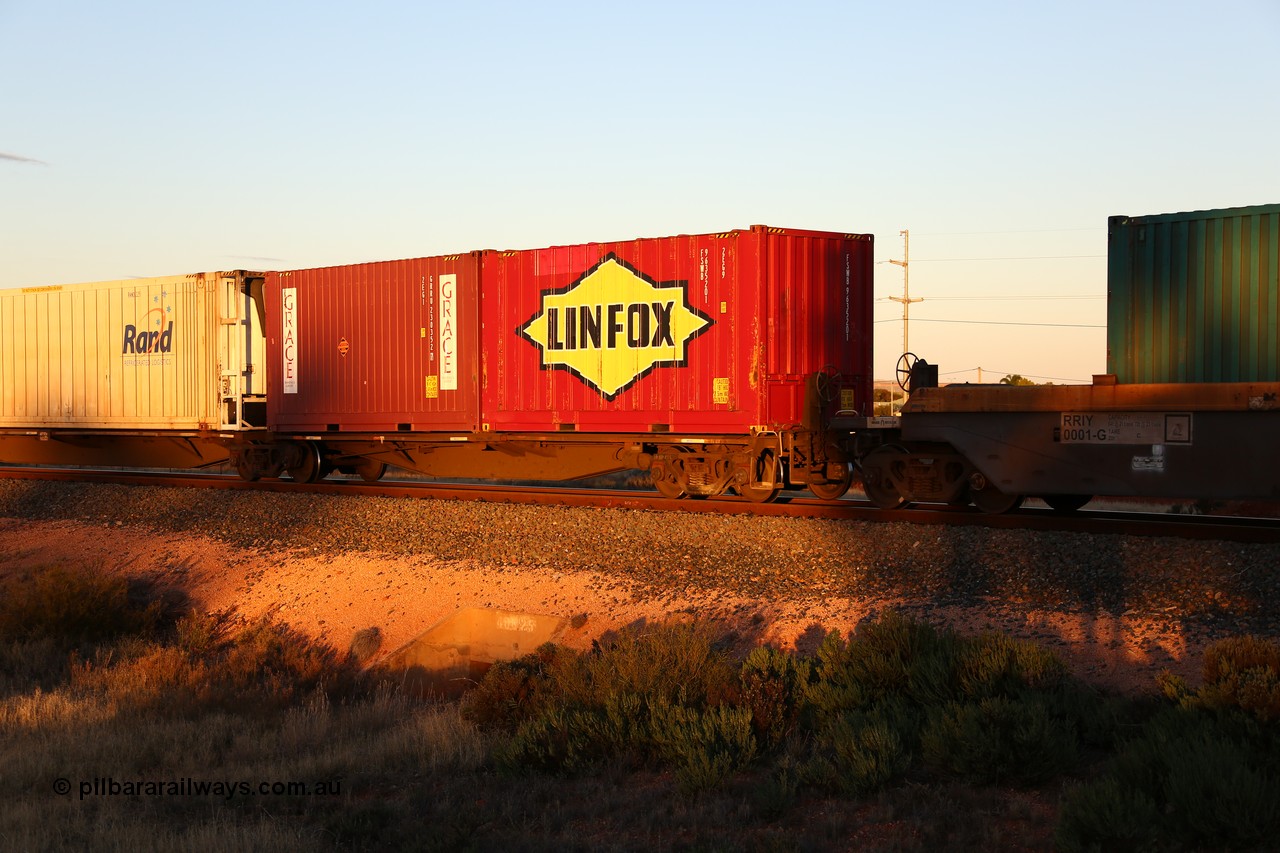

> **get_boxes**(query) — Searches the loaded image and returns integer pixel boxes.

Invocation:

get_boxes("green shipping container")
[1107,202,1280,383]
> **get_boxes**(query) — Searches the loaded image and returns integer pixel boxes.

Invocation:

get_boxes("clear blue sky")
[3,0,1277,382]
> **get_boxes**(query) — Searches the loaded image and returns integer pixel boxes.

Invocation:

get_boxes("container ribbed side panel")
[1108,203,1280,383]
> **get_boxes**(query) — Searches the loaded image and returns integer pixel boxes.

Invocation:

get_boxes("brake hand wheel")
[895,352,918,392]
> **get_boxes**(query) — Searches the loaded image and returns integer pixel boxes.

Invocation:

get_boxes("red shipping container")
[480,226,873,433]
[265,255,480,433]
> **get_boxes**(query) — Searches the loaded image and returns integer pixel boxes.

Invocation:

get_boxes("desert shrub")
[921,694,1079,785]
[1161,634,1280,722]
[572,691,649,761]
[1203,635,1280,682]
[68,613,361,716]
[1048,680,1126,750]
[69,641,207,714]
[203,617,356,710]
[494,695,635,773]
[648,699,757,793]
[496,689,757,790]
[800,618,946,725]
[0,636,74,695]
[495,691,652,773]
[751,758,801,820]
[476,612,1112,801]
[486,622,744,775]
[738,644,812,750]
[1161,725,1280,846]
[799,703,911,796]
[495,708,585,772]
[801,613,1068,715]
[801,631,871,721]
[0,564,160,645]
[347,626,382,664]
[485,624,753,790]
[844,610,960,703]
[552,621,739,712]
[1054,776,1162,853]
[1057,706,1280,850]
[954,631,1068,698]
[796,613,1101,780]
[173,609,238,657]
[460,648,559,731]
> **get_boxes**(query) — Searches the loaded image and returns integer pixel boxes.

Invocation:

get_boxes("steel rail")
[1,466,1278,543]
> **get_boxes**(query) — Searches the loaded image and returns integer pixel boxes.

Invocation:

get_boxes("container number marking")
[1059,412,1191,445]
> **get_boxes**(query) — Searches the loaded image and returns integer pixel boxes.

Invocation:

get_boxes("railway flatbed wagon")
[868,202,1280,513]
[236,226,875,500]
[866,377,1280,513]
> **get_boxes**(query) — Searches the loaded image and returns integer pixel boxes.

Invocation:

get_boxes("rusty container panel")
[480,225,873,433]
[0,271,255,431]
[265,255,480,433]
[1108,202,1280,383]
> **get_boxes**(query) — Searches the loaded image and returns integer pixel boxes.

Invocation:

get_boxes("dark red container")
[480,226,873,433]
[265,255,480,432]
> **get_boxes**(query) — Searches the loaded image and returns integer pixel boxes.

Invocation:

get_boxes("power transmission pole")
[888,230,922,356]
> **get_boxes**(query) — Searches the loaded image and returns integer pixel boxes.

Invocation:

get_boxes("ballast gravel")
[0,478,1277,694]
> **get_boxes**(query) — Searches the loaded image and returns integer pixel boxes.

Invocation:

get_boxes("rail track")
[2,466,1278,543]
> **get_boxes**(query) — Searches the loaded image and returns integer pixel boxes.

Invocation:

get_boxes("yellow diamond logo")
[517,254,714,399]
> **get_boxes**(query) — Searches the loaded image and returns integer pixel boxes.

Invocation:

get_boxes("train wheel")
[738,450,782,503]
[653,477,686,499]
[738,482,782,503]
[286,442,324,484]
[650,459,686,499]
[809,464,853,500]
[970,482,1023,514]
[862,474,905,509]
[353,458,386,483]
[235,454,261,482]
[860,447,907,509]
[1042,494,1091,513]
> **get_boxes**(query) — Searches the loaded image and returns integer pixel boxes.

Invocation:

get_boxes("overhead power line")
[940,367,1094,383]
[877,294,1102,302]
[877,254,1104,263]
[873,318,1104,329]
[911,227,1101,236]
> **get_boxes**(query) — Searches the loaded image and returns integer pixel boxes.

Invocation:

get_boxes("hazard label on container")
[713,378,730,404]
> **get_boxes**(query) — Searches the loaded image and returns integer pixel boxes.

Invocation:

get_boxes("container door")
[217,273,258,430]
